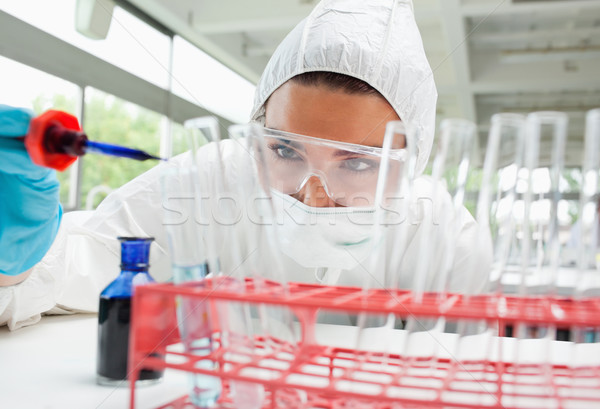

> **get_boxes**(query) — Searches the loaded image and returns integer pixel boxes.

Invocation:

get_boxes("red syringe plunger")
[25,110,88,171]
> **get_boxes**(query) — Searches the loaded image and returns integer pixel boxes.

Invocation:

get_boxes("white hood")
[250,0,438,175]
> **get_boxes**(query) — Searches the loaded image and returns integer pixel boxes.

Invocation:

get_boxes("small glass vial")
[96,237,164,386]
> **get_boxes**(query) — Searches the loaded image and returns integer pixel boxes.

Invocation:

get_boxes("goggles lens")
[260,128,406,207]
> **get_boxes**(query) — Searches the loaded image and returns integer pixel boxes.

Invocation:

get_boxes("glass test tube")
[355,121,413,331]
[563,108,600,409]
[573,109,600,341]
[476,115,525,336]
[384,122,419,291]
[391,119,475,394]
[431,119,485,376]
[343,121,414,406]
[161,117,223,408]
[517,112,569,298]
[431,119,477,297]
[227,124,293,288]
[403,119,476,339]
[576,109,600,284]
[517,112,568,301]
[508,112,568,405]
[478,114,526,297]
[457,114,525,406]
[227,123,299,408]
[197,118,275,409]
[227,124,295,333]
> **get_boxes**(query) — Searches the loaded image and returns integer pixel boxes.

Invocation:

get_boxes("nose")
[295,175,337,207]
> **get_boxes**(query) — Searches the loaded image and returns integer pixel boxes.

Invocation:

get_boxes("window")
[0,1,171,88]
[170,122,200,157]
[81,88,162,209]
[172,36,256,124]
[1,2,256,210]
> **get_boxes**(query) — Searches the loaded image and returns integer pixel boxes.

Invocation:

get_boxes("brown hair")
[289,71,381,96]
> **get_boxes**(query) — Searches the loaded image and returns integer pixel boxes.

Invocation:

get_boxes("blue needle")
[84,141,165,161]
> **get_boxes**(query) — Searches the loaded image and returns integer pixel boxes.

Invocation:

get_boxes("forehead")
[264,81,400,148]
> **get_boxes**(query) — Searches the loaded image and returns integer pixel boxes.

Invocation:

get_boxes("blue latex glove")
[0,104,62,276]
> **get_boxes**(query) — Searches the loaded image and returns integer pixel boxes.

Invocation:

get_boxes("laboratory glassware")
[397,119,476,381]
[520,112,568,298]
[475,113,526,295]
[382,121,418,291]
[228,123,299,408]
[161,117,223,408]
[455,113,526,406]
[572,108,600,344]
[507,112,569,405]
[418,118,476,298]
[96,237,163,386]
[576,109,600,278]
[344,121,412,407]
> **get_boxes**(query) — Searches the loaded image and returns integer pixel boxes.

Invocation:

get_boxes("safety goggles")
[258,128,407,207]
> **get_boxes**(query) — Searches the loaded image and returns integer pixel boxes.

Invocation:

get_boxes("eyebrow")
[274,138,305,152]
[332,150,372,158]
[267,126,383,149]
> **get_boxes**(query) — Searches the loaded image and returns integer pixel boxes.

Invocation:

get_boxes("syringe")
[1,109,164,171]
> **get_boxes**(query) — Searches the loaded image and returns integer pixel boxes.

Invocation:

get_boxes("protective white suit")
[0,0,491,330]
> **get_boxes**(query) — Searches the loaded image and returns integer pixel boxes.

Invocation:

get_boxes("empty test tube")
[349,121,416,406]
[161,118,222,409]
[459,114,525,406]
[228,123,299,408]
[511,112,568,388]
[477,114,526,296]
[572,109,600,343]
[400,119,476,378]
[576,109,600,277]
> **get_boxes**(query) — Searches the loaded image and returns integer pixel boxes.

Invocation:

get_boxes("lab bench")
[0,314,187,409]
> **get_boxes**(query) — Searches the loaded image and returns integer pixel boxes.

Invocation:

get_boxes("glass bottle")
[96,237,163,386]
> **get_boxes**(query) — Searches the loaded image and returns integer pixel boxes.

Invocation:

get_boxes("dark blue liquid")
[97,237,162,384]
[85,140,163,161]
[97,296,164,381]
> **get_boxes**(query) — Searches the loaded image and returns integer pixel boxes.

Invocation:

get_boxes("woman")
[0,0,491,329]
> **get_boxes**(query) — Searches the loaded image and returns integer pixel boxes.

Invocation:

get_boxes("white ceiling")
[126,0,600,166]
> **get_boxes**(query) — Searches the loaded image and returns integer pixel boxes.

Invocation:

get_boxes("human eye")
[341,157,378,172]
[268,142,302,161]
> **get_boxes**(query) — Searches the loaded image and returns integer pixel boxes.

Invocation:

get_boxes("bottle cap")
[118,237,154,271]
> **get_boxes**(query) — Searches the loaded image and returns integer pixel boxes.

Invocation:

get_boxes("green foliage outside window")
[82,92,161,209]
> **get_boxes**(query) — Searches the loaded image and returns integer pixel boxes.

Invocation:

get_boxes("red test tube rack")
[129,277,600,409]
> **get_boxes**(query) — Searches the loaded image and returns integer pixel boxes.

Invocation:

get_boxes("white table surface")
[3,312,600,409]
[0,314,189,409]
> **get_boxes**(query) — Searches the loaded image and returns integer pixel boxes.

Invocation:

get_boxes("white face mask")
[270,190,376,269]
